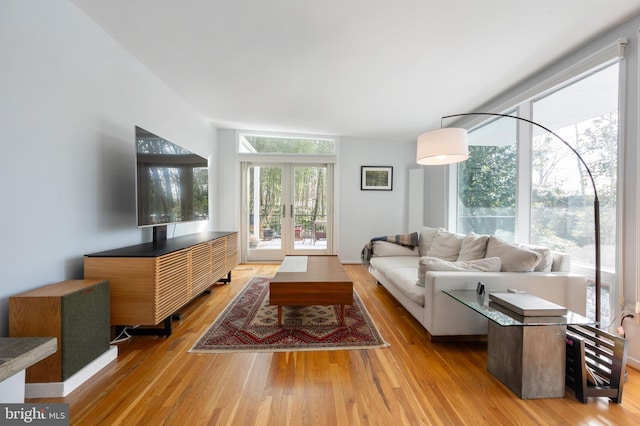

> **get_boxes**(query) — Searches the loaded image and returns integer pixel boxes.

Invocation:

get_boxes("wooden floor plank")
[28,263,640,425]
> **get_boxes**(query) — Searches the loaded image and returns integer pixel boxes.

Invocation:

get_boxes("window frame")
[236,130,338,164]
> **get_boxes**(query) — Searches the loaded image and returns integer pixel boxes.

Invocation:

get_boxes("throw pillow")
[485,236,542,272]
[417,256,502,286]
[457,232,489,261]
[519,243,553,272]
[418,227,441,256]
[426,230,465,261]
[372,241,419,257]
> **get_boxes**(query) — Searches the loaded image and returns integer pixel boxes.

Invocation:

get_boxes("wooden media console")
[84,231,237,336]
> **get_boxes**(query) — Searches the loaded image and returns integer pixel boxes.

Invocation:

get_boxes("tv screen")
[135,126,209,227]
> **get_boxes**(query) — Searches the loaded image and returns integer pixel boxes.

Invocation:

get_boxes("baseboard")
[26,346,117,398]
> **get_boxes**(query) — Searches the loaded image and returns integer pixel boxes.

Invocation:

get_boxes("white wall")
[0,0,216,335]
[423,165,449,228]
[216,130,240,232]
[338,137,416,263]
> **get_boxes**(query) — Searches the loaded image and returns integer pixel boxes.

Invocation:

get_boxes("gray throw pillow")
[485,236,542,272]
[418,227,441,256]
[373,241,419,257]
[457,232,489,261]
[426,230,465,261]
[519,243,553,272]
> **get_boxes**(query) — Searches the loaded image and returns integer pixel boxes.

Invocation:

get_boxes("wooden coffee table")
[269,256,353,325]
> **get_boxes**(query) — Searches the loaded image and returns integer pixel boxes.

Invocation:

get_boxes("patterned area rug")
[190,276,389,353]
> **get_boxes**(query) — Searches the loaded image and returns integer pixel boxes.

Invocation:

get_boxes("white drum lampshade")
[416,127,469,165]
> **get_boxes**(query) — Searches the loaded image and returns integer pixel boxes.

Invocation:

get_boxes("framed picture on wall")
[361,166,393,191]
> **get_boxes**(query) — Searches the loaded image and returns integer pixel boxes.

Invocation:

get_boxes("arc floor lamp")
[417,112,601,325]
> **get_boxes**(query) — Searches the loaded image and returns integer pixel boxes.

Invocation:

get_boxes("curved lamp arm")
[442,112,601,325]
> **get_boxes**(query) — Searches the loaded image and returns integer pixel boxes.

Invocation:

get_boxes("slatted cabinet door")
[225,232,238,273]
[211,238,227,282]
[155,248,190,324]
[191,242,213,297]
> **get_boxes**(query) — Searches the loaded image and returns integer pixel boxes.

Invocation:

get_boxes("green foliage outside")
[244,136,331,238]
[457,144,517,236]
[457,112,617,268]
[243,136,335,155]
[249,165,327,237]
[365,171,389,187]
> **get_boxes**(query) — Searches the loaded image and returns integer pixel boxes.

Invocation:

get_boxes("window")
[454,63,621,324]
[239,133,336,155]
[531,64,619,275]
[531,64,619,322]
[457,115,517,240]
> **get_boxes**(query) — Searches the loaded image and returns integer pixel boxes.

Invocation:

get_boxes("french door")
[242,162,332,261]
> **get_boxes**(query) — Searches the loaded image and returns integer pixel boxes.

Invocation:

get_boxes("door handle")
[282,205,286,218]
[290,205,293,218]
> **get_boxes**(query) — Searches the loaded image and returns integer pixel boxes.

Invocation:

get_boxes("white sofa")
[365,227,588,341]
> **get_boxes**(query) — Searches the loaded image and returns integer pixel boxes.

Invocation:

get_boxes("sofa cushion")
[418,256,502,286]
[519,243,553,272]
[457,232,489,261]
[418,227,440,256]
[372,241,419,257]
[485,236,541,272]
[384,268,425,306]
[369,256,420,273]
[426,230,465,261]
[551,252,570,272]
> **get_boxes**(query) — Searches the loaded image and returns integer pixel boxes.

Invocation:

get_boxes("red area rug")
[190,276,389,353]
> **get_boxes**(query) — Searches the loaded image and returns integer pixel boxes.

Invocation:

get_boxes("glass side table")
[443,289,594,399]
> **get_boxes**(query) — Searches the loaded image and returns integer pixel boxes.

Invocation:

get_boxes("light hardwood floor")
[30,264,640,425]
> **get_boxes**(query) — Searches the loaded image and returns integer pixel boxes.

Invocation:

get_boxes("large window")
[239,133,336,155]
[457,115,517,240]
[531,64,619,275]
[531,64,619,322]
[455,62,621,323]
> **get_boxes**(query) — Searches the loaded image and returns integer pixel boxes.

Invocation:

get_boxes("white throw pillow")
[418,227,441,256]
[372,241,419,257]
[426,230,465,261]
[417,256,501,286]
[519,243,553,272]
[457,232,489,261]
[485,236,542,272]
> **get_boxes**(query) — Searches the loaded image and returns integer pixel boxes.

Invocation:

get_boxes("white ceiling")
[71,0,640,141]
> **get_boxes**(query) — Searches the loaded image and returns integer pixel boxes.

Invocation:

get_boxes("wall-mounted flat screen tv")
[135,126,209,227]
